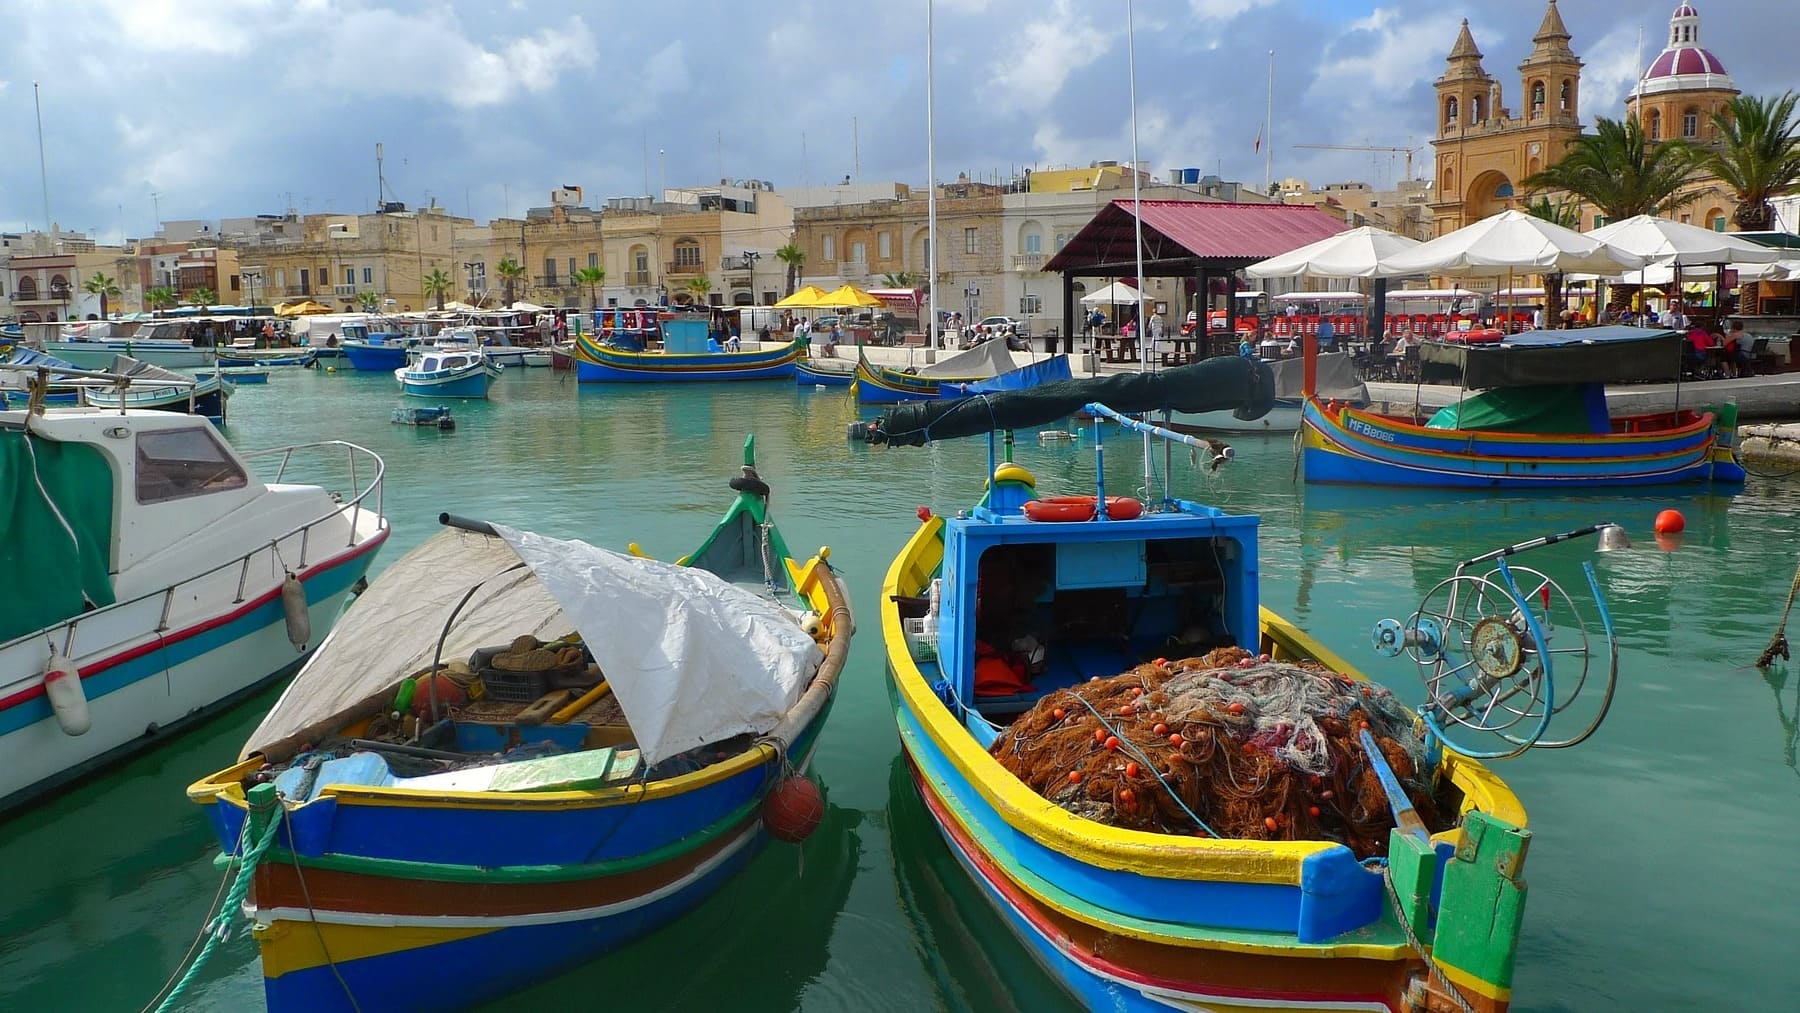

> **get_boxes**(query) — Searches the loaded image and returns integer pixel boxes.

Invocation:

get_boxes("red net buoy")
[411,673,466,717]
[763,774,825,843]
[1654,509,1685,535]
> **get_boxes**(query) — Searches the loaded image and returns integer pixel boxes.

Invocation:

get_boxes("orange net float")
[1021,495,1145,522]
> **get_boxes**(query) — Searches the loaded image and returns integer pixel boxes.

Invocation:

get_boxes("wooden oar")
[1358,728,1431,843]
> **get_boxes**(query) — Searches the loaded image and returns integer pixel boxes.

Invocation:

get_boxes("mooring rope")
[1381,865,1479,1013]
[1756,553,1800,669]
[152,799,285,1012]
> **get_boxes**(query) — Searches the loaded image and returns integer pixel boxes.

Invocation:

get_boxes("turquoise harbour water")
[2,365,1797,1011]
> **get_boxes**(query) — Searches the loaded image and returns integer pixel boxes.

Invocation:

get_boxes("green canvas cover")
[1425,384,1608,435]
[0,428,116,643]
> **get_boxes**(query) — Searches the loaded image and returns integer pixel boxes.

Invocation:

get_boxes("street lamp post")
[243,268,262,310]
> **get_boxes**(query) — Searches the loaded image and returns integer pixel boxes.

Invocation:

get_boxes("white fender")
[43,645,91,737]
[281,573,311,652]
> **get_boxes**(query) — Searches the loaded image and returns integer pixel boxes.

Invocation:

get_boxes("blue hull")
[342,343,409,372]
[795,361,854,387]
[398,372,491,399]
[575,358,798,383]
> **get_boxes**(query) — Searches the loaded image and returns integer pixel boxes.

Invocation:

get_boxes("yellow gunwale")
[880,516,1526,886]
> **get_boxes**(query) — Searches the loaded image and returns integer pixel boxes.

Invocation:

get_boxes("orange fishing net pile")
[987,647,1447,857]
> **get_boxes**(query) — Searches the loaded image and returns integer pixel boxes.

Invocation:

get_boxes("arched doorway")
[1465,170,1516,221]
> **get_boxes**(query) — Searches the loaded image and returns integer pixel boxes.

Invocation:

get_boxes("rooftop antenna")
[34,82,52,233]
[376,142,386,210]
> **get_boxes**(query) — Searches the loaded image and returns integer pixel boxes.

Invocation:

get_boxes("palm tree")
[146,286,179,313]
[496,258,527,307]
[1523,196,1582,324]
[423,268,454,311]
[1701,91,1800,232]
[1523,115,1701,222]
[357,290,381,313]
[775,243,805,296]
[187,287,217,308]
[81,272,122,319]
[880,271,919,288]
[573,266,606,310]
[685,275,713,306]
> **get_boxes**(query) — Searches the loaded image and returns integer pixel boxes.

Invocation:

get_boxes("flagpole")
[926,0,940,353]
[1264,51,1275,194]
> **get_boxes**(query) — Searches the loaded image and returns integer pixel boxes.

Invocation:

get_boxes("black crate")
[479,668,552,703]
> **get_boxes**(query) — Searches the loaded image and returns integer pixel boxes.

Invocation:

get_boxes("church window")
[1682,107,1699,138]
[1444,97,1459,128]
[1648,110,1662,140]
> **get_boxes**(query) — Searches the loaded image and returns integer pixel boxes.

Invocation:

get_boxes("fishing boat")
[40,321,215,370]
[394,351,499,399]
[1300,325,1747,487]
[341,324,417,373]
[184,437,852,1013]
[79,355,233,421]
[857,358,1628,1013]
[218,367,271,385]
[1172,351,1366,434]
[851,340,1018,405]
[0,368,387,815]
[574,317,805,383]
[795,356,856,387]
[217,349,316,368]
[422,326,531,369]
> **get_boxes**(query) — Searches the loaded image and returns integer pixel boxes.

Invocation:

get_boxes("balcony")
[334,284,359,297]
[665,260,702,276]
[838,260,870,281]
[1011,253,1047,271]
[11,286,71,306]
[626,271,651,286]
[720,255,759,272]
[535,275,576,289]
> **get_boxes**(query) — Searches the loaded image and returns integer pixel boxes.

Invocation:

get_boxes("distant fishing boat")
[850,340,1018,404]
[216,349,316,368]
[341,323,417,372]
[41,320,215,370]
[795,356,855,387]
[394,351,499,399]
[217,367,271,385]
[574,318,804,383]
[79,356,233,421]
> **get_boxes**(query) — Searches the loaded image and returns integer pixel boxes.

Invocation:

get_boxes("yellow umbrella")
[274,299,330,316]
[775,285,832,308]
[822,283,883,308]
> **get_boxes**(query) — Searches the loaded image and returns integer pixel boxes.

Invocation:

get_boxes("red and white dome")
[1636,3,1734,97]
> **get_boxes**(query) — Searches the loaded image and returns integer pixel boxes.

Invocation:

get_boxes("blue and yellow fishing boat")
[185,437,851,1012]
[574,317,803,382]
[850,341,1021,404]
[859,358,1628,1013]
[795,355,855,387]
[1300,325,1746,488]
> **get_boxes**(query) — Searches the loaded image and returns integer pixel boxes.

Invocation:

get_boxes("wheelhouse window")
[135,427,248,504]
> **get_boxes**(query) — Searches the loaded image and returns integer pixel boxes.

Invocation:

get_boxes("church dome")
[1636,3,1734,96]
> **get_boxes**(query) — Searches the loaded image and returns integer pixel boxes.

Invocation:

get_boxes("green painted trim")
[1431,810,1530,990]
[1386,829,1438,947]
[259,794,765,884]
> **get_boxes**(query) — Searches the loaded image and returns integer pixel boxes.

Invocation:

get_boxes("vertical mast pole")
[926,0,940,351]
[1127,0,1152,497]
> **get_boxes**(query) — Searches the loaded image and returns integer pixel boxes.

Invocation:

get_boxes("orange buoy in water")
[1655,509,1686,534]
[763,774,825,843]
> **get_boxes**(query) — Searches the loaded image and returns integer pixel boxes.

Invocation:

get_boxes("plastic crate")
[479,668,552,703]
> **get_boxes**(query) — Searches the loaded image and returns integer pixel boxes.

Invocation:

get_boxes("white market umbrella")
[1079,281,1146,306]
[1246,225,1422,280]
[1379,210,1645,278]
[1587,214,1783,267]
[509,301,550,312]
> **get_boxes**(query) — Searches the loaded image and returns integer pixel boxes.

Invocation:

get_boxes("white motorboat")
[0,381,388,813]
[1169,351,1369,434]
[40,321,216,370]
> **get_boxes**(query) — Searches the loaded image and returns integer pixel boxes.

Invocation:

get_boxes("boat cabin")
[414,353,474,374]
[919,472,1260,744]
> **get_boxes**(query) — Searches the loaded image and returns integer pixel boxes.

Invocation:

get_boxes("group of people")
[792,316,841,358]
[1685,317,1756,377]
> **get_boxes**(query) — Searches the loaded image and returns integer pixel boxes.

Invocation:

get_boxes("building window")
[634,250,648,275]
[822,236,835,261]
[964,227,978,254]
[674,240,702,268]
[568,257,576,277]
[275,269,285,288]
[362,267,373,284]
[1682,107,1699,138]
[343,266,355,285]
[588,252,599,269]
[1024,233,1042,254]
[544,257,557,280]
[878,232,891,259]
[850,241,866,264]
[1680,214,1691,225]
[1019,294,1042,315]
[1648,110,1662,140]
[1593,215,1608,230]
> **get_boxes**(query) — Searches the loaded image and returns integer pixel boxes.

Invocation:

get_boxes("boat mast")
[34,82,52,234]
[1265,51,1275,194]
[926,0,940,351]
[1127,0,1153,498]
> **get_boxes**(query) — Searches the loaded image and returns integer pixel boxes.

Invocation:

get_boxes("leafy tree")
[573,266,606,310]
[81,272,122,318]
[880,271,918,288]
[775,243,805,296]
[1701,91,1800,231]
[146,286,179,312]
[1523,115,1700,221]
[357,290,380,313]
[187,287,217,308]
[496,258,527,307]
[685,275,713,305]
[423,268,454,311]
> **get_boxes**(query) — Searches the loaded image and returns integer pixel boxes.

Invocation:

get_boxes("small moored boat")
[79,355,233,421]
[185,436,851,1012]
[574,317,805,383]
[394,351,499,399]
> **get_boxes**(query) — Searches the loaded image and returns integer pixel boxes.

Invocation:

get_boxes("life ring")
[1021,495,1144,522]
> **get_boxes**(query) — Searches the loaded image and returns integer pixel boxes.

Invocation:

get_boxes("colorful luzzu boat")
[795,355,856,387]
[573,316,804,382]
[1300,325,1746,488]
[858,359,1627,1013]
[185,438,851,1012]
[850,340,1020,404]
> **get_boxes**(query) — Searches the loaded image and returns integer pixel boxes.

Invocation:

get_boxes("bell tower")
[1429,20,1498,236]
[1516,1,1584,183]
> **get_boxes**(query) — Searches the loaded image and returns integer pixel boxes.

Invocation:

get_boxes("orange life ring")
[1021,495,1145,522]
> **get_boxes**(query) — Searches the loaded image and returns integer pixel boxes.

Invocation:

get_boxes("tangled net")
[988,647,1448,857]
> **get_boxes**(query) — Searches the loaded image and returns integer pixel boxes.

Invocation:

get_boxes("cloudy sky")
[0,0,1789,242]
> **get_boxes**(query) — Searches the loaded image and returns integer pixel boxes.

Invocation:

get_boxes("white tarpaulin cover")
[494,525,820,766]
[919,337,1017,378]
[1246,225,1423,280]
[243,530,573,759]
[1380,210,1646,278]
